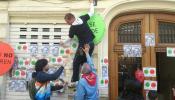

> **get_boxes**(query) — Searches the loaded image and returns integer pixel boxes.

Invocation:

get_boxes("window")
[158,22,175,43]
[118,22,141,43]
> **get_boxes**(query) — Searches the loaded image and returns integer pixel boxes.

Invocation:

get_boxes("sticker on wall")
[65,48,71,55]
[49,56,64,65]
[99,78,109,88]
[30,57,38,67]
[8,80,26,92]
[41,44,50,56]
[143,67,156,77]
[167,47,175,57]
[102,66,108,78]
[13,70,26,79]
[123,44,142,57]
[50,44,59,56]
[59,47,72,56]
[71,41,78,51]
[56,57,63,64]
[59,47,65,55]
[144,80,157,91]
[12,56,19,69]
[18,57,30,68]
[30,44,38,56]
[16,43,28,52]
[50,57,57,64]
[26,69,34,81]
[145,33,155,46]
[101,58,108,65]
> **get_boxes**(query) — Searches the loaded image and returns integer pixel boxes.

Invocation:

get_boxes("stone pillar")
[0,1,9,100]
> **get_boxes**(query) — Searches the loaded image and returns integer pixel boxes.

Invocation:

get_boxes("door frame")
[108,14,151,100]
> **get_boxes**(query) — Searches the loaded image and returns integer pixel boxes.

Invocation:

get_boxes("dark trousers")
[71,42,94,82]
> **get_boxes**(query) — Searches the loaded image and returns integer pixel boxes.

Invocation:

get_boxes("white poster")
[167,47,175,57]
[30,44,38,56]
[50,44,59,56]
[145,33,155,46]
[123,44,142,57]
[41,44,50,56]
[144,80,157,91]
[143,67,156,77]
[8,80,26,92]
[102,66,108,78]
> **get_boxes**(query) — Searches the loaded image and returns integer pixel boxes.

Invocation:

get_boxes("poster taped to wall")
[102,66,108,78]
[30,44,38,56]
[123,44,142,57]
[8,80,26,92]
[145,33,155,46]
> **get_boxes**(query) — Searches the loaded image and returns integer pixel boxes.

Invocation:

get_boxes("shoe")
[68,81,78,88]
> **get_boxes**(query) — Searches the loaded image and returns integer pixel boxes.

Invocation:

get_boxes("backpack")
[28,78,42,100]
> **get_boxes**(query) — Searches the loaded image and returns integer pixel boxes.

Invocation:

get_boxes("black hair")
[35,59,48,72]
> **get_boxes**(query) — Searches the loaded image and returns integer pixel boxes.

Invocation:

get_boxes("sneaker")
[68,81,78,88]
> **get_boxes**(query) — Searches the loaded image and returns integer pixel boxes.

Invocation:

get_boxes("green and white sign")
[144,80,157,90]
[167,47,175,57]
[143,67,156,77]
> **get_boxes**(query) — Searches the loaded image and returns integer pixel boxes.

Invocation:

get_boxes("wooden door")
[109,13,175,100]
[150,14,175,99]
[109,14,150,100]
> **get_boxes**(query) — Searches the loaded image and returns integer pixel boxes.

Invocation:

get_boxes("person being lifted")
[61,0,96,85]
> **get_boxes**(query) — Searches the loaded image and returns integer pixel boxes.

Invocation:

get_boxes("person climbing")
[74,44,99,100]
[61,0,96,85]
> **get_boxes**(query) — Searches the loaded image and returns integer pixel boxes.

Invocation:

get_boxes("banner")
[0,42,14,76]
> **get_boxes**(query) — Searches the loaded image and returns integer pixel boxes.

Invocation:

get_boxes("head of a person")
[64,13,75,25]
[81,63,91,74]
[35,59,49,72]
[148,90,158,100]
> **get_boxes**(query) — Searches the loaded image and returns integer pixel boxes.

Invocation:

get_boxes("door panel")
[109,13,175,100]
[109,14,150,100]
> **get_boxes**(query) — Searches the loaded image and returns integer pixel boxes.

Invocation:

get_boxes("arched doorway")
[109,13,175,100]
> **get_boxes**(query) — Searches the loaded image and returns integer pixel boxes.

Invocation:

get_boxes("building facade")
[0,0,175,100]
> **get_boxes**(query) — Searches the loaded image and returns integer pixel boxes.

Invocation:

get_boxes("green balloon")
[87,13,105,45]
[74,13,105,45]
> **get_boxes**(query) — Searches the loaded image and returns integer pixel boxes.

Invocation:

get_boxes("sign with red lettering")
[0,42,14,76]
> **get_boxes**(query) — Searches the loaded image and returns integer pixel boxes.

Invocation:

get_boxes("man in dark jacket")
[32,59,64,100]
[61,0,95,84]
